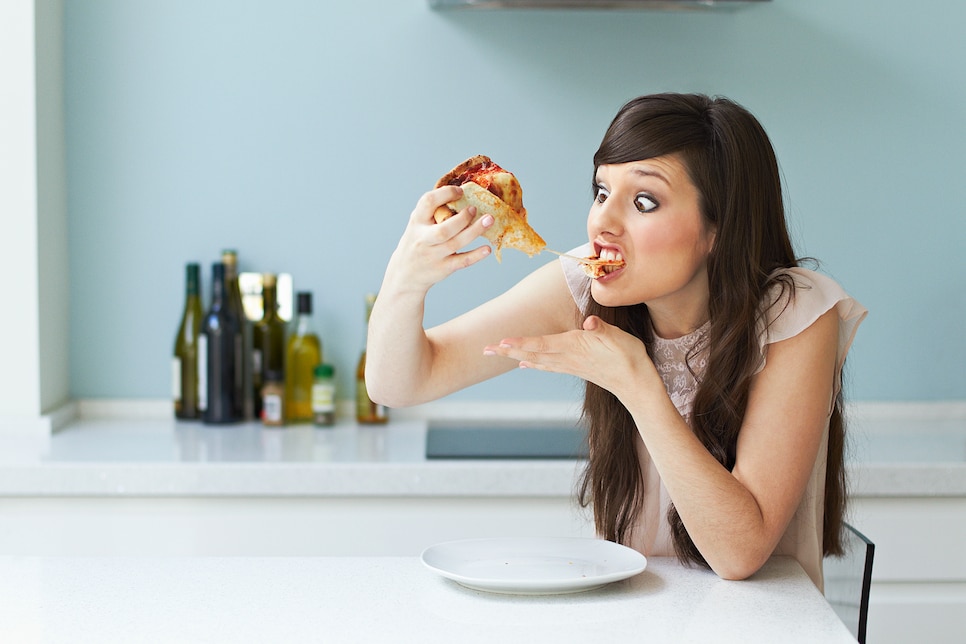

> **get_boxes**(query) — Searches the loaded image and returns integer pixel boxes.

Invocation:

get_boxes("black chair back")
[824,522,875,643]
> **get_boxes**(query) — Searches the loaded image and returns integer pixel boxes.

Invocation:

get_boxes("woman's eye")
[594,184,610,204]
[635,194,658,213]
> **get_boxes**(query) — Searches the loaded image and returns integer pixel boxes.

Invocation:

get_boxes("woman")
[366,93,866,589]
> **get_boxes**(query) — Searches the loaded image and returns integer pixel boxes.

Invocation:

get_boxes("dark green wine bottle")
[200,262,240,424]
[173,263,203,420]
[221,250,251,420]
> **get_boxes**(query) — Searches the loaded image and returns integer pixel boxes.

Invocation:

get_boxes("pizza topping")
[451,160,504,190]
[597,248,624,271]
[581,259,622,280]
[573,250,625,280]
[436,156,525,215]
[543,248,625,278]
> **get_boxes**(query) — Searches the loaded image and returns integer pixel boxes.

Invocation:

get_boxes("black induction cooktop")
[425,422,589,460]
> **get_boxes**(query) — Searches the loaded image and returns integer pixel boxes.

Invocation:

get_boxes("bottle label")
[263,393,283,424]
[172,357,182,401]
[197,335,208,411]
[312,382,336,412]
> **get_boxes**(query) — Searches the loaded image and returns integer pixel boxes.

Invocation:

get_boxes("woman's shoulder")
[762,267,864,337]
[758,266,868,371]
[561,242,593,311]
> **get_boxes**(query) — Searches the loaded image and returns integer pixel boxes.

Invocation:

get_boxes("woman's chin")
[590,283,631,308]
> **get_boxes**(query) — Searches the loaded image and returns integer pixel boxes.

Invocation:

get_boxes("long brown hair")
[577,93,847,565]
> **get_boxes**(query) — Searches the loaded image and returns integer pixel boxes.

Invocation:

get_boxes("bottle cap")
[297,291,313,314]
[186,263,201,293]
[314,364,334,378]
[265,369,284,382]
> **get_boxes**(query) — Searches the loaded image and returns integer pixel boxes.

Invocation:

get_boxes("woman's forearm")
[363,186,495,407]
[627,397,775,579]
[364,287,436,408]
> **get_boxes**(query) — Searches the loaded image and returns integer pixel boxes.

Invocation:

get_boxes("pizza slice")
[545,249,626,279]
[433,155,546,261]
[579,257,626,279]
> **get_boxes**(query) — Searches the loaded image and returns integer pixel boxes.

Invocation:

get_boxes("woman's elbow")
[364,366,418,409]
[715,567,757,582]
[710,551,771,582]
[363,367,394,408]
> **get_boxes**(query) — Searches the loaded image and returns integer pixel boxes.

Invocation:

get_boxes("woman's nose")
[589,200,622,237]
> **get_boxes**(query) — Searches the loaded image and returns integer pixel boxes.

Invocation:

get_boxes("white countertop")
[0,419,584,497]
[0,409,964,498]
[0,555,853,643]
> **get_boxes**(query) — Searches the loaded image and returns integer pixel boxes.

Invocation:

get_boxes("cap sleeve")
[561,242,593,312]
[756,267,868,377]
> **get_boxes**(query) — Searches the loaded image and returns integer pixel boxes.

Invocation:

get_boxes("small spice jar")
[261,370,285,427]
[311,364,336,427]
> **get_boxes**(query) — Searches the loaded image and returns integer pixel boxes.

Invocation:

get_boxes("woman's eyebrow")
[630,167,671,185]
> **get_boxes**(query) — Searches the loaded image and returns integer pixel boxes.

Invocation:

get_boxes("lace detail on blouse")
[651,321,711,421]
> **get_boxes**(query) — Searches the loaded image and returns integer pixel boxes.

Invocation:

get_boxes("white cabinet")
[852,497,966,644]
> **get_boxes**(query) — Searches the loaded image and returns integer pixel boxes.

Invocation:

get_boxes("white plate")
[420,537,647,595]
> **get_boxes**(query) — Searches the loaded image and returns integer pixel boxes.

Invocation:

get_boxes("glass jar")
[311,364,336,427]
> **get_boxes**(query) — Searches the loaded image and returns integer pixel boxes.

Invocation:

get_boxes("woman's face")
[587,154,716,327]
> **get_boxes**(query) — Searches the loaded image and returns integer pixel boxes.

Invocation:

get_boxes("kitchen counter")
[0,555,853,643]
[0,408,964,498]
[2,406,963,642]
[0,419,586,497]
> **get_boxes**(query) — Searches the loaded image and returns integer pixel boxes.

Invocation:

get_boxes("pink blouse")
[561,247,868,588]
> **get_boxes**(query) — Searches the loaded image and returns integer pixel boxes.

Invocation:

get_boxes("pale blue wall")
[65,0,966,402]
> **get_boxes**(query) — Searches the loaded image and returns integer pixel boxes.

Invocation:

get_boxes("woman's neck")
[647,296,710,340]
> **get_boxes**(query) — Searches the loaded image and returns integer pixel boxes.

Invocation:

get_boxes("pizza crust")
[581,262,607,280]
[578,255,626,279]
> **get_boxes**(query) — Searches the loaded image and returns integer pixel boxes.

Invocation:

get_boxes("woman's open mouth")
[597,247,624,275]
[581,246,625,279]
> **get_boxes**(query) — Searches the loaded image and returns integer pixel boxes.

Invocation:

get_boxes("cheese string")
[543,249,625,267]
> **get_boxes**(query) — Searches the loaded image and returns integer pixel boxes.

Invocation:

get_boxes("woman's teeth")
[600,248,620,261]
[600,248,624,273]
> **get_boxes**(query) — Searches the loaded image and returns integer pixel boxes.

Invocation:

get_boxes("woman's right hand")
[380,185,494,296]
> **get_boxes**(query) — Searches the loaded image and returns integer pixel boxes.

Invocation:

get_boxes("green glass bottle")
[285,291,322,423]
[173,263,203,420]
[221,250,251,420]
[253,273,286,419]
[200,262,241,424]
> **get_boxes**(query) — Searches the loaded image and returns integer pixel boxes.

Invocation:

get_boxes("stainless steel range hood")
[430,0,769,9]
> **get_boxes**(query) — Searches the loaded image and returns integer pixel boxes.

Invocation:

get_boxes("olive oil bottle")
[285,291,321,423]
[356,293,388,424]
[253,273,286,419]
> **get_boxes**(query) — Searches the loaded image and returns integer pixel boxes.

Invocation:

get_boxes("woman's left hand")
[483,315,659,402]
